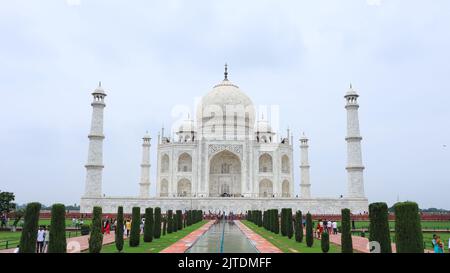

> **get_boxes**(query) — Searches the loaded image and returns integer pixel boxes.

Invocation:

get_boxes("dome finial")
[99,81,102,87]
[224,63,228,81]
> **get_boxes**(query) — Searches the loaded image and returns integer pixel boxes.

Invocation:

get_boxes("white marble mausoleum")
[80,66,368,214]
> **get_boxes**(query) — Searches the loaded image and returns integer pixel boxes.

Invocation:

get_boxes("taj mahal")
[80,65,368,214]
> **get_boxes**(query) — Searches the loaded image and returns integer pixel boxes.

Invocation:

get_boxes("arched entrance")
[259,179,273,197]
[177,179,191,197]
[209,150,241,197]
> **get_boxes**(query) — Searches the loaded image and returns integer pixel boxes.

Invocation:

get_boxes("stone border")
[160,220,215,253]
[234,220,282,253]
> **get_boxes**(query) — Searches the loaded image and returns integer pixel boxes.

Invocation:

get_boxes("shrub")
[154,207,161,239]
[176,210,183,230]
[88,206,103,253]
[294,211,303,242]
[80,224,90,236]
[286,209,293,239]
[19,202,41,253]
[115,206,124,252]
[48,203,66,253]
[162,216,167,236]
[281,209,287,236]
[321,232,330,253]
[369,202,392,253]
[167,210,173,233]
[273,209,279,234]
[129,207,141,247]
[341,208,353,253]
[305,213,313,247]
[394,201,423,253]
[143,207,154,242]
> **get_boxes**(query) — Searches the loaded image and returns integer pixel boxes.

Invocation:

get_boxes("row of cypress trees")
[280,208,293,239]
[18,203,67,253]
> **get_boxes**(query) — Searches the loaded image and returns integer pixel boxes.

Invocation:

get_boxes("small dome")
[256,119,272,133]
[178,119,195,132]
[92,82,106,95]
[345,84,358,97]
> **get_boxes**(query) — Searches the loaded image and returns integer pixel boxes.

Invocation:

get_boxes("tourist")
[105,220,111,235]
[43,226,50,252]
[327,220,332,234]
[332,221,338,234]
[435,236,444,253]
[36,226,45,253]
[13,245,20,253]
[126,219,131,237]
[72,217,76,227]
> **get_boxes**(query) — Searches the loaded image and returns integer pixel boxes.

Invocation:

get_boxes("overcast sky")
[1,0,449,209]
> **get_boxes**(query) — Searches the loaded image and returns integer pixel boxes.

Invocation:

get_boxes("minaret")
[84,82,106,198]
[300,133,311,198]
[139,132,151,198]
[345,84,365,198]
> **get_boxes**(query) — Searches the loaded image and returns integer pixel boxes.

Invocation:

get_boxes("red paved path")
[160,221,215,253]
[234,220,282,253]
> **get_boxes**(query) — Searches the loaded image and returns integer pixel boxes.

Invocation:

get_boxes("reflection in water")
[186,220,258,253]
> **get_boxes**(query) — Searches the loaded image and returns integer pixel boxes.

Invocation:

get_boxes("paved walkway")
[234,220,282,253]
[160,221,215,253]
[0,232,118,253]
[328,233,434,253]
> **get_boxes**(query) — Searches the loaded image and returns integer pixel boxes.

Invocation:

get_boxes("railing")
[0,229,82,250]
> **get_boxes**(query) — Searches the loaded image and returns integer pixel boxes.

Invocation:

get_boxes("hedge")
[167,210,173,234]
[305,212,313,247]
[129,207,141,247]
[48,203,66,253]
[294,210,303,242]
[321,232,330,253]
[88,206,103,253]
[143,207,154,242]
[154,207,161,239]
[368,202,392,253]
[115,206,124,252]
[341,208,353,253]
[19,202,41,253]
[394,201,424,253]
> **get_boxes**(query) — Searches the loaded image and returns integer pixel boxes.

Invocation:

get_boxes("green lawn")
[0,230,83,250]
[101,220,208,253]
[350,230,450,251]
[339,220,450,230]
[241,220,340,253]
[7,219,92,228]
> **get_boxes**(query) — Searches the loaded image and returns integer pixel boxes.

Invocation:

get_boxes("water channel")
[186,220,258,253]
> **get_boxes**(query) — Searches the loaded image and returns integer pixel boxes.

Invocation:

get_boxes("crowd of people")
[314,219,338,239]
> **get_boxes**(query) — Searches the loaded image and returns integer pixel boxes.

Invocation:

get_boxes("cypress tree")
[369,202,392,253]
[176,210,183,230]
[167,210,173,233]
[305,212,313,247]
[115,206,124,252]
[154,207,161,239]
[88,206,103,253]
[162,216,167,236]
[274,209,280,234]
[341,208,353,253]
[286,208,293,239]
[143,207,154,242]
[321,232,330,253]
[281,209,287,236]
[48,203,66,253]
[19,202,41,253]
[394,201,423,253]
[173,211,178,233]
[294,211,303,242]
[129,207,141,247]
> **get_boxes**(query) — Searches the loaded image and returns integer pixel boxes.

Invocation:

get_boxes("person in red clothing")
[105,220,111,235]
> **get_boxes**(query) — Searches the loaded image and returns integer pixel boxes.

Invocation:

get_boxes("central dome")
[196,67,255,139]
